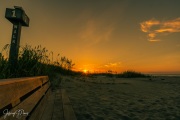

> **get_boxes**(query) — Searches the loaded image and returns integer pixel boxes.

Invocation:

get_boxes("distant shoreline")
[149,74,180,77]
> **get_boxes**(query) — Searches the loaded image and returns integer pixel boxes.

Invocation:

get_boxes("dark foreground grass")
[0,44,75,79]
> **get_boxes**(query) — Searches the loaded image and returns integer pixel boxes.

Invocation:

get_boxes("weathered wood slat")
[62,89,77,120]
[0,82,50,120]
[52,89,64,120]
[0,76,48,86]
[29,88,53,120]
[62,89,70,105]
[0,76,48,109]
[39,90,55,120]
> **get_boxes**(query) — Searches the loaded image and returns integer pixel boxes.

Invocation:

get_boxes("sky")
[0,0,180,74]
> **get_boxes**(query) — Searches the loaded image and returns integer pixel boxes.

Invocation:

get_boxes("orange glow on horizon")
[72,61,180,74]
[83,69,88,73]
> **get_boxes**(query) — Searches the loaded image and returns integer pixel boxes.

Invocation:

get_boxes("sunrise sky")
[0,0,180,74]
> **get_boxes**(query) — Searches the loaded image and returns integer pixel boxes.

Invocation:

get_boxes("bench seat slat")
[0,82,50,120]
[0,76,48,110]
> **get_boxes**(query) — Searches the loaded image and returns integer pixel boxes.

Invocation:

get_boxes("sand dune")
[61,76,180,120]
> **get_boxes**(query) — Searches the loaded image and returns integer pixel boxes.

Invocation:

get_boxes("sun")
[83,69,88,73]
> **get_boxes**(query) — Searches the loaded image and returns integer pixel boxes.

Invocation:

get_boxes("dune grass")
[117,71,149,78]
[0,44,75,79]
[85,70,149,78]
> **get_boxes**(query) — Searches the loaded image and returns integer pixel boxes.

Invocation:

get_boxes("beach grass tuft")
[117,70,149,78]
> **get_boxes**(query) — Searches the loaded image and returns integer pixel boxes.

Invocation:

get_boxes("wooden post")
[5,6,30,73]
[9,22,22,71]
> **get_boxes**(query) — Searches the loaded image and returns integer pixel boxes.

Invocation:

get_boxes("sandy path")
[61,76,180,120]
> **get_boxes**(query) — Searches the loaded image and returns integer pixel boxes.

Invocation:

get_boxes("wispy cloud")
[104,62,122,68]
[140,19,160,33]
[79,20,114,44]
[140,17,180,42]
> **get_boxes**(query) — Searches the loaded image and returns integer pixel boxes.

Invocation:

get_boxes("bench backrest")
[0,76,50,120]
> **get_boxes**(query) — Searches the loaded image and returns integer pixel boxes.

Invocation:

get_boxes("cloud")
[104,62,122,68]
[140,17,180,42]
[148,39,161,42]
[79,20,114,44]
[140,19,160,33]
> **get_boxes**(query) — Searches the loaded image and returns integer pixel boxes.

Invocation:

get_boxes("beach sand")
[61,75,180,120]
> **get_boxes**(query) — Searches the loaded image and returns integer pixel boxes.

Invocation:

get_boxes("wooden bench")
[0,76,76,120]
